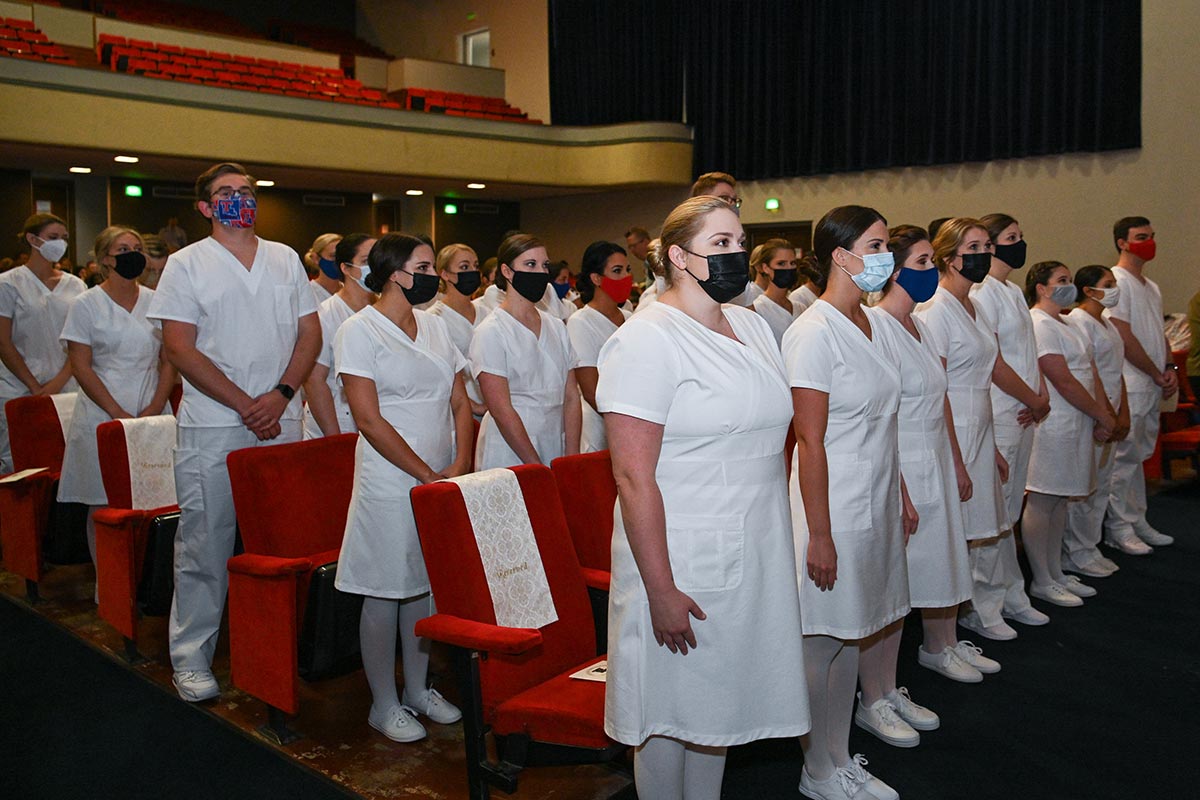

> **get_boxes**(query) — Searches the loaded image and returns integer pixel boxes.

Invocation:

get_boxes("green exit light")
[125,185,143,197]
[444,203,459,215]
[765,197,780,211]
[467,12,477,21]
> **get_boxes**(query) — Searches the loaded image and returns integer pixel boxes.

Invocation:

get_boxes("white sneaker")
[1062,555,1113,578]
[854,694,919,748]
[368,704,426,743]
[843,754,899,800]
[172,669,220,702]
[960,611,1019,641]
[401,687,462,724]
[885,687,939,731]
[918,644,983,683]
[950,640,1001,674]
[1061,575,1097,598]
[1095,555,1120,573]
[1104,531,1153,556]
[1029,582,1083,607]
[1134,525,1174,547]
[799,765,873,800]
[1002,606,1050,626]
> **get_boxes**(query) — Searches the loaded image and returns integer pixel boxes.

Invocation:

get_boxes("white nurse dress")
[751,292,802,347]
[787,283,819,315]
[428,299,484,409]
[783,300,910,639]
[469,308,578,469]
[915,288,1008,540]
[333,306,466,599]
[596,301,809,747]
[302,293,357,439]
[566,304,630,452]
[868,306,972,608]
[57,285,163,505]
[1026,309,1098,497]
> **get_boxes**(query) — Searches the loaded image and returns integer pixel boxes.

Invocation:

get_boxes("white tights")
[858,619,903,707]
[802,634,858,780]
[1021,491,1069,588]
[359,594,432,712]
[634,735,726,800]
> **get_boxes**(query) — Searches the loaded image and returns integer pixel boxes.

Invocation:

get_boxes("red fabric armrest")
[414,613,542,655]
[227,553,311,577]
[92,505,176,526]
[580,567,611,592]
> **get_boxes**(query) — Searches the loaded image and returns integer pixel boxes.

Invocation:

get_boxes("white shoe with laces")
[1134,524,1173,547]
[1062,555,1113,578]
[1002,605,1051,626]
[843,754,899,800]
[854,694,919,748]
[172,669,220,702]
[1095,555,1120,573]
[952,640,1001,674]
[960,611,1019,640]
[798,764,873,800]
[1030,582,1084,607]
[918,644,983,683]
[1061,575,1097,598]
[1104,531,1153,556]
[884,687,939,731]
[368,704,426,743]
[402,687,462,724]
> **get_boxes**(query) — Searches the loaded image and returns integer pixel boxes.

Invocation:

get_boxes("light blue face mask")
[347,261,375,294]
[840,249,894,293]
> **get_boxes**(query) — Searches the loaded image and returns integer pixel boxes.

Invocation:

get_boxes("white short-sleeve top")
[1108,266,1166,394]
[146,236,317,427]
[1067,307,1125,406]
[0,266,86,396]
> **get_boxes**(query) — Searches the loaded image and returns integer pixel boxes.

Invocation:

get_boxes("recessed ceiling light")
[69,167,92,174]
[255,179,275,187]
[113,155,139,163]
[467,183,486,189]
[405,189,424,196]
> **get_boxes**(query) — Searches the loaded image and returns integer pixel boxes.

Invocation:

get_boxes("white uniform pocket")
[664,513,745,592]
[899,449,942,506]
[827,454,873,532]
[274,285,298,326]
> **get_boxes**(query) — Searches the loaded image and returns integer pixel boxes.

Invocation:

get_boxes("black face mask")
[993,239,1028,270]
[113,250,146,280]
[510,270,551,303]
[400,271,440,305]
[958,252,991,283]
[451,270,481,296]
[770,267,797,290]
[682,248,749,304]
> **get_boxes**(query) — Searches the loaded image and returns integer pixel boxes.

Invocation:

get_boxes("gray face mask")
[1049,284,1078,307]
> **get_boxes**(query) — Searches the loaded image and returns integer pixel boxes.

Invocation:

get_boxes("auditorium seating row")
[97,33,401,107]
[0,16,75,65]
[400,88,544,125]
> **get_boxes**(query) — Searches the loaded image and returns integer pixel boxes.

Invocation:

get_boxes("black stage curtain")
[548,0,685,126]
[549,0,1142,180]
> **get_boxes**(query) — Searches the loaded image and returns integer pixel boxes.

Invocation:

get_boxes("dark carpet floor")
[722,481,1200,800]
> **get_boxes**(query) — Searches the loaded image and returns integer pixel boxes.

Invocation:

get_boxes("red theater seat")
[93,418,180,661]
[225,434,358,743]
[411,466,623,799]
[550,451,616,652]
[0,395,70,601]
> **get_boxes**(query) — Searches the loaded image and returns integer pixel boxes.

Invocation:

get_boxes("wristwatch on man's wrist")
[274,383,295,400]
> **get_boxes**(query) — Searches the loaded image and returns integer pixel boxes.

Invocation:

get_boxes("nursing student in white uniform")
[334,232,471,743]
[1063,266,1129,577]
[788,255,823,316]
[567,241,633,453]
[749,239,802,347]
[853,226,988,753]
[785,206,913,800]
[148,162,321,703]
[913,218,1020,642]
[57,226,176,588]
[597,196,808,800]
[1104,216,1178,553]
[469,233,582,469]
[303,234,376,438]
[427,243,486,417]
[634,239,666,313]
[1021,262,1116,608]
[968,213,1050,631]
[0,213,86,473]
[305,232,343,306]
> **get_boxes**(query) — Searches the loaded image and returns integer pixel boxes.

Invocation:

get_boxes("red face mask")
[600,274,634,304]
[1126,238,1156,262]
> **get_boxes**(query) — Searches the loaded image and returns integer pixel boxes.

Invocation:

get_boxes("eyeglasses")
[715,194,743,209]
[210,186,255,201]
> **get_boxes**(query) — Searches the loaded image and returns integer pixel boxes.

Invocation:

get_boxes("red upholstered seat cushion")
[490,656,611,749]
[1161,426,1200,451]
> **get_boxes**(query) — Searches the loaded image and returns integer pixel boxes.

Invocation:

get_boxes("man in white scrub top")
[148,162,321,702]
[1104,216,1178,552]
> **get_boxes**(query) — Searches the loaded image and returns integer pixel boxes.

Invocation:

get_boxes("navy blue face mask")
[894,266,939,303]
[318,257,341,281]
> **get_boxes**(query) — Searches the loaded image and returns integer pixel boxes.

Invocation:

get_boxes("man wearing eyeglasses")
[148,162,321,703]
[691,171,758,309]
